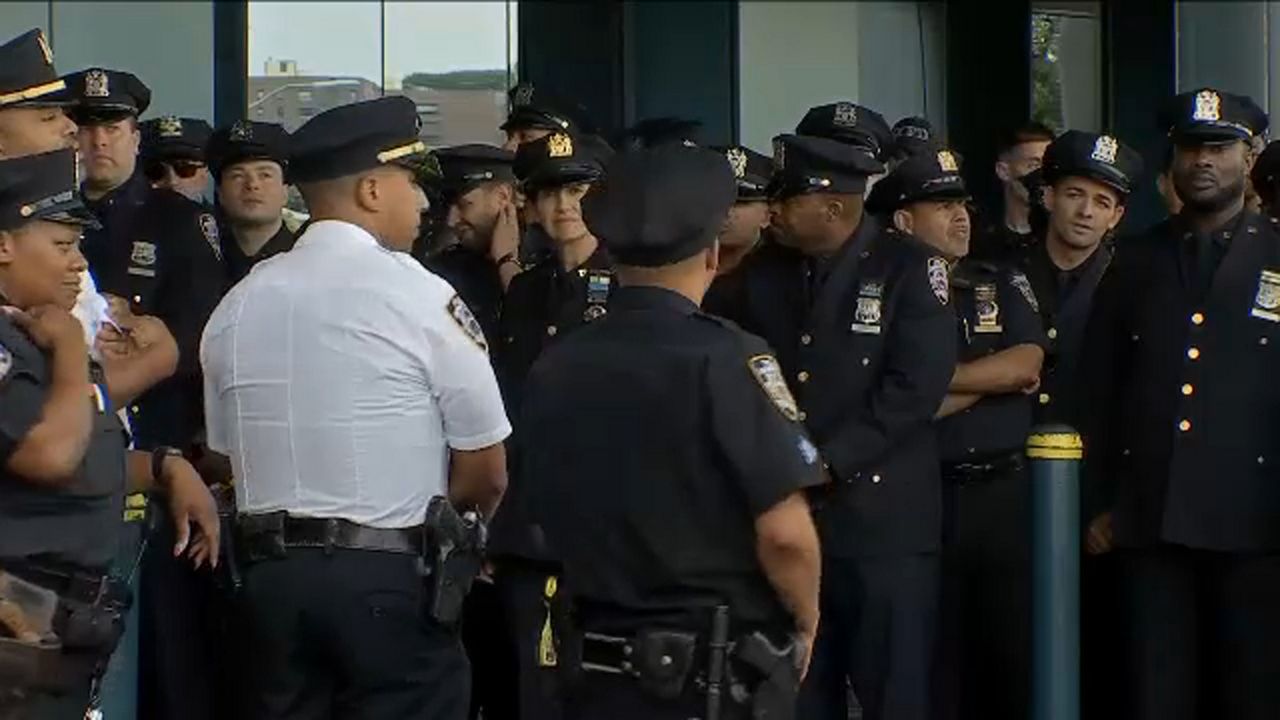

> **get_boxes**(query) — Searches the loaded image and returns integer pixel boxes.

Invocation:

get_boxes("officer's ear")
[892,208,915,234]
[824,197,846,222]
[0,228,17,265]
[995,159,1012,184]
[1105,200,1127,232]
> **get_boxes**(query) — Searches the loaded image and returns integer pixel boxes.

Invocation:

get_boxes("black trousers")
[797,553,939,720]
[1116,545,1280,720]
[461,579,518,720]
[494,561,572,720]
[241,548,469,720]
[936,464,1030,720]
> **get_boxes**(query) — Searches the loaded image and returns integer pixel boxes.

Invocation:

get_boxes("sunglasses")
[144,160,205,182]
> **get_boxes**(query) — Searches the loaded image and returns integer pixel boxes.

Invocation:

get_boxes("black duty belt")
[942,451,1026,485]
[2,561,112,605]
[237,514,420,556]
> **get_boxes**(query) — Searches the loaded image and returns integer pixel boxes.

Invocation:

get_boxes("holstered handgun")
[210,484,243,595]
[419,496,486,627]
[730,631,802,720]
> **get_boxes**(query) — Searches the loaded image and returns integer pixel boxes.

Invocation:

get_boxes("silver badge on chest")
[1251,269,1280,322]
[973,283,1003,333]
[851,280,883,335]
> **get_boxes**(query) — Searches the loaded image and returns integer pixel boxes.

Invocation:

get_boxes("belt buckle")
[581,632,634,676]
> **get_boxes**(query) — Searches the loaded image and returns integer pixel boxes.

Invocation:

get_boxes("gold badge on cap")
[833,102,858,129]
[1251,269,1280,322]
[229,121,252,142]
[747,354,801,422]
[36,31,53,66]
[726,147,748,179]
[547,133,574,158]
[937,150,959,173]
[158,116,183,138]
[1193,89,1222,122]
[1090,135,1118,165]
[512,82,535,108]
[84,69,109,98]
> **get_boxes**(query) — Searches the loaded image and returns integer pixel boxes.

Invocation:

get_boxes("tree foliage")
[1031,14,1064,132]
[402,69,513,91]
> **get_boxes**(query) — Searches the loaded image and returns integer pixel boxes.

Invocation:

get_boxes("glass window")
[383,1,518,147]
[249,0,518,147]
[1031,2,1102,132]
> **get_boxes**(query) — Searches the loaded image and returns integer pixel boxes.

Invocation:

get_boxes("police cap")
[795,101,892,169]
[502,81,596,136]
[866,148,967,214]
[513,132,607,194]
[62,68,150,124]
[140,116,213,163]
[435,144,515,202]
[617,117,702,152]
[711,145,772,201]
[584,145,735,267]
[1252,140,1280,198]
[206,121,291,179]
[1160,88,1269,144]
[0,148,98,232]
[770,134,876,200]
[290,96,437,185]
[0,29,65,109]
[1041,130,1143,197]
[891,116,941,160]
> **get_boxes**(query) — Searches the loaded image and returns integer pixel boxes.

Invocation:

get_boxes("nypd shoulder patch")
[0,341,11,382]
[447,294,488,353]
[747,354,800,422]
[927,257,950,305]
[1009,270,1039,313]
[199,214,222,262]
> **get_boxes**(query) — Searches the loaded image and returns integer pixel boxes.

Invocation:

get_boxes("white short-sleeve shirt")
[200,220,511,528]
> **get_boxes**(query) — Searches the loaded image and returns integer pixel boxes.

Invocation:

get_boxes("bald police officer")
[718,113,957,719]
[524,143,822,720]
[1082,88,1280,720]
[202,96,509,720]
[869,149,1045,719]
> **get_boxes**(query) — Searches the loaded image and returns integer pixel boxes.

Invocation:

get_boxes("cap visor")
[523,166,601,193]
[35,200,100,230]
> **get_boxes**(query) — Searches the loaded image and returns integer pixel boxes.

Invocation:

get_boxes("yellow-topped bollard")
[1027,426,1082,720]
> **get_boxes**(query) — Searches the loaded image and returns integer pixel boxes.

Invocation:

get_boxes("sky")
[248,1,516,87]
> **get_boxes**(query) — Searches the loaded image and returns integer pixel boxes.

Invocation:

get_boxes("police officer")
[201,96,510,720]
[424,144,519,349]
[970,122,1056,262]
[500,81,596,152]
[140,116,213,203]
[521,144,822,720]
[206,120,295,286]
[868,148,1045,719]
[1081,88,1280,720]
[1251,140,1280,220]
[0,29,76,157]
[486,129,611,720]
[0,147,219,718]
[718,124,957,720]
[889,116,942,166]
[1009,131,1141,427]
[702,144,773,318]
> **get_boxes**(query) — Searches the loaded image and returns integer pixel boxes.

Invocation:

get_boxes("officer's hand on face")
[488,200,521,264]
[1086,512,1113,555]
[4,305,87,356]
[159,455,221,570]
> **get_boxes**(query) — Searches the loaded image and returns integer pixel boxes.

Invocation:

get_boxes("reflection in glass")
[1031,8,1101,133]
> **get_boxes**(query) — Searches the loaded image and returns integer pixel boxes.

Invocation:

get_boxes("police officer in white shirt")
[200,96,510,720]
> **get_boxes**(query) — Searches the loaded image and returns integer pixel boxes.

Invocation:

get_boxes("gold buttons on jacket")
[1191,312,1205,326]
[1047,328,1058,340]
[1187,347,1201,360]
[1038,393,1051,405]
[1181,384,1194,396]
[1178,419,1192,432]
[800,334,812,346]
[546,325,558,337]
[797,371,810,383]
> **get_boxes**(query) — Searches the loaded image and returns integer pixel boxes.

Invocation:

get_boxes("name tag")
[127,266,156,277]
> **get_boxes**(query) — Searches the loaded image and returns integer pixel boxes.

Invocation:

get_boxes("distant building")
[247,60,508,146]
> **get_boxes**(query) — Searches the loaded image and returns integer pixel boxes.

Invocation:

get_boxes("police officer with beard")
[1081,88,1280,720]
[716,125,957,720]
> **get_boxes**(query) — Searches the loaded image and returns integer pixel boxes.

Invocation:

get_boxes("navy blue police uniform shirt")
[0,316,127,568]
[523,285,825,633]
[81,172,226,450]
[936,259,1047,461]
[220,220,297,288]
[1081,211,1280,551]
[424,244,503,352]
[720,218,958,558]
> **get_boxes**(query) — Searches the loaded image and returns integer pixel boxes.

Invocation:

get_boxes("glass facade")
[1031,2,1102,133]
[247,0,518,146]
